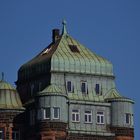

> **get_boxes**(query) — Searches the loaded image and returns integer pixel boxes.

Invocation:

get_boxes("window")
[12,131,20,140]
[96,112,104,124]
[72,109,80,122]
[44,108,51,119]
[95,84,101,95]
[85,110,92,123]
[81,81,88,94]
[39,82,42,91]
[30,84,34,96]
[37,109,42,120]
[125,113,131,124]
[67,81,73,92]
[42,47,52,55]
[30,110,35,125]
[69,45,80,53]
[131,114,134,125]
[53,107,60,119]
[0,129,4,140]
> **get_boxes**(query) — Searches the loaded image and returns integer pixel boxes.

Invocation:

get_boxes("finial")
[62,19,67,35]
[1,72,4,81]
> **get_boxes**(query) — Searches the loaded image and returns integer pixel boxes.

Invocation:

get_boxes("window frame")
[125,113,131,125]
[72,109,80,122]
[84,110,92,123]
[30,83,34,97]
[81,81,88,94]
[43,107,51,119]
[29,109,35,125]
[67,81,73,93]
[95,84,101,95]
[53,107,60,120]
[69,45,80,53]
[96,111,105,124]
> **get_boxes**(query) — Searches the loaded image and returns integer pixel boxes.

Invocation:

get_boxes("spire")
[1,72,4,81]
[62,19,67,35]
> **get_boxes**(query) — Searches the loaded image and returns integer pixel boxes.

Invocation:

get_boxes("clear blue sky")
[0,0,139,139]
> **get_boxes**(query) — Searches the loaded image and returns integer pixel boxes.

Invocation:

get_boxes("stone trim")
[67,133,115,140]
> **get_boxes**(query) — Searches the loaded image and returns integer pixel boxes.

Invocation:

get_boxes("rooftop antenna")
[1,72,4,81]
[62,19,67,35]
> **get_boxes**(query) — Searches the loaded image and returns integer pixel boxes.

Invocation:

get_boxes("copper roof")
[0,80,24,110]
[18,21,114,82]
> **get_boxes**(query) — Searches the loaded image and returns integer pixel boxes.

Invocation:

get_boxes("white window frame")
[0,130,3,140]
[84,110,92,123]
[72,109,80,122]
[125,113,131,124]
[67,81,73,92]
[12,130,20,140]
[96,111,104,124]
[81,81,88,94]
[43,107,51,119]
[53,107,60,120]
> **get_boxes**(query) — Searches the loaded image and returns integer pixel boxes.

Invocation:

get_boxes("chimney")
[52,29,60,43]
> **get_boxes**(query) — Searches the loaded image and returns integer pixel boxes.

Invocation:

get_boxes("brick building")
[0,21,134,140]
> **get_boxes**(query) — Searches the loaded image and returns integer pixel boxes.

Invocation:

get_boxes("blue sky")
[0,0,139,139]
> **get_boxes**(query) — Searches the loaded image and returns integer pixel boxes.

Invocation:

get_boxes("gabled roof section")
[37,84,67,97]
[104,88,122,99]
[104,88,134,103]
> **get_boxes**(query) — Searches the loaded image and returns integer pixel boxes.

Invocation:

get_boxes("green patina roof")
[38,84,67,97]
[104,88,122,99]
[0,80,15,90]
[0,80,24,110]
[51,34,113,76]
[18,21,114,81]
[104,88,134,103]
[68,92,104,102]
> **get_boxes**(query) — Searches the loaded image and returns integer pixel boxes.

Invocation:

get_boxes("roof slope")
[0,80,24,110]
[51,34,113,76]
[18,21,114,81]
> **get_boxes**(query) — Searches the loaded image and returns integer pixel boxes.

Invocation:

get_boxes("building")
[0,21,134,140]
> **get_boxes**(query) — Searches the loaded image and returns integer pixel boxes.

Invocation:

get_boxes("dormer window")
[42,47,51,55]
[67,81,73,92]
[81,81,88,94]
[69,45,80,53]
[95,84,101,95]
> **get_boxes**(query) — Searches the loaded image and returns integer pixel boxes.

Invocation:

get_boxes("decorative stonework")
[37,121,67,132]
[67,133,115,140]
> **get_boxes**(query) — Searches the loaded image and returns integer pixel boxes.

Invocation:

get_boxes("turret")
[105,88,134,140]
[0,74,25,140]
[35,84,68,139]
